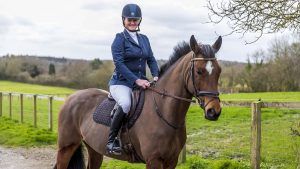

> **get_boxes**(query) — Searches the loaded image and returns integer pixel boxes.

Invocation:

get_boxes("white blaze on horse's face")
[205,61,214,75]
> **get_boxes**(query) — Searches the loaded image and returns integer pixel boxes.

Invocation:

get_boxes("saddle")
[93,88,146,163]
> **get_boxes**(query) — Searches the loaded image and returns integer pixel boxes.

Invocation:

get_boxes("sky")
[0,0,292,62]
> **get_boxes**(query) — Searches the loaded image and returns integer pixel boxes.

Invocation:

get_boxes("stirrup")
[108,147,122,155]
[107,140,122,155]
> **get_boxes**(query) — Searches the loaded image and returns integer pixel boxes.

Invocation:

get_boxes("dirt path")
[0,146,57,169]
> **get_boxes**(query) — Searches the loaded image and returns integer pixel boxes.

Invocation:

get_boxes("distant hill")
[0,54,246,91]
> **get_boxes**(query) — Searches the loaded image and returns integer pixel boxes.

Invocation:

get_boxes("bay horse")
[54,35,222,169]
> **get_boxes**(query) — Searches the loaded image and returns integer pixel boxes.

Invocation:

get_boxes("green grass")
[220,91,300,102]
[1,95,64,132]
[0,80,75,96]
[0,116,56,147]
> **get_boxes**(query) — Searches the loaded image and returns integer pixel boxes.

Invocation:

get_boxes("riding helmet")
[122,4,142,19]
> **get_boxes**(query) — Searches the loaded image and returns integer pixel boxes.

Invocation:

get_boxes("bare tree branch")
[206,0,300,43]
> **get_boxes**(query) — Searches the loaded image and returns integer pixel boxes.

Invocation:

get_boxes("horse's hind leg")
[56,143,82,169]
[146,158,163,169]
[163,157,178,169]
[84,142,103,169]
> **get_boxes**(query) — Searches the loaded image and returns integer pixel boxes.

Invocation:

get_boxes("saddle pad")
[93,98,116,126]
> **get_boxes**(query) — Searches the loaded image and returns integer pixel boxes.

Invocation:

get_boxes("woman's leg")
[109,85,132,114]
[106,85,132,155]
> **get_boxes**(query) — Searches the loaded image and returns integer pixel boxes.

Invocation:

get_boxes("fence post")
[20,94,23,123]
[48,96,53,131]
[33,95,37,127]
[0,92,2,117]
[9,93,12,119]
[251,101,262,169]
[178,144,186,164]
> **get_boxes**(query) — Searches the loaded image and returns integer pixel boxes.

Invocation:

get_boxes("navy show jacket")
[108,29,159,89]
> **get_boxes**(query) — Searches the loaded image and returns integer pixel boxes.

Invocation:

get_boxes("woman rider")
[106,4,159,155]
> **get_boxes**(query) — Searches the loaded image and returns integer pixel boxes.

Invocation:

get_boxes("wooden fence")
[178,101,300,167]
[0,92,64,131]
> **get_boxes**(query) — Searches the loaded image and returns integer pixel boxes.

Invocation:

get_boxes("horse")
[54,35,222,169]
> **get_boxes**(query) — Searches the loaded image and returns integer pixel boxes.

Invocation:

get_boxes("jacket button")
[139,65,141,67]
[139,58,142,61]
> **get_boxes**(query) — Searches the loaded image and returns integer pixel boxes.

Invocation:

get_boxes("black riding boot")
[106,106,126,155]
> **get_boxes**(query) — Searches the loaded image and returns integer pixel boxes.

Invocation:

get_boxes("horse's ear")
[190,35,201,54]
[212,36,222,53]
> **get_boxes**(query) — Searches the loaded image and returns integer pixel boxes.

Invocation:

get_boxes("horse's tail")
[68,144,85,169]
[53,144,85,169]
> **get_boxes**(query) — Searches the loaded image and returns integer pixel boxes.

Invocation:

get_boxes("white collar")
[125,29,138,36]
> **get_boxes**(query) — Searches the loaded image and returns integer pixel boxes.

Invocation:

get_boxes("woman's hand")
[135,79,150,89]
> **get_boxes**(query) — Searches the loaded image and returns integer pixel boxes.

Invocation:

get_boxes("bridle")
[148,52,220,110]
[147,52,220,129]
[188,52,220,110]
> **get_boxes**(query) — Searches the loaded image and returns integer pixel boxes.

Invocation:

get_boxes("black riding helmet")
[122,4,142,32]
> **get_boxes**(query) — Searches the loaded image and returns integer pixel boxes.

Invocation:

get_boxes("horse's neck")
[153,54,193,127]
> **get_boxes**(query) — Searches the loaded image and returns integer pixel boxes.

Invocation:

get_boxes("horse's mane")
[159,41,191,77]
[159,41,215,77]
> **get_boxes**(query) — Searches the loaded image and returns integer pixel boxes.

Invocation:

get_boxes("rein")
[148,52,220,130]
[147,87,195,103]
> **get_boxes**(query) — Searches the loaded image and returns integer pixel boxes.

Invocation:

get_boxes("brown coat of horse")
[54,35,222,169]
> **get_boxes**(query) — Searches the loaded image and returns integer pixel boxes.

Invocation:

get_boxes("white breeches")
[109,85,132,114]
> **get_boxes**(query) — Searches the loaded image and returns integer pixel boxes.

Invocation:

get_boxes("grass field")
[0,81,299,168]
[0,80,75,96]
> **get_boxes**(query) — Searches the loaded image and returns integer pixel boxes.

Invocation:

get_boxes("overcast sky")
[0,0,292,62]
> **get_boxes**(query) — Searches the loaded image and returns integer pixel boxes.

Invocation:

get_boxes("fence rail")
[0,92,64,131]
[222,100,300,109]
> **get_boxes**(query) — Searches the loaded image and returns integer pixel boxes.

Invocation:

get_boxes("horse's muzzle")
[205,108,221,121]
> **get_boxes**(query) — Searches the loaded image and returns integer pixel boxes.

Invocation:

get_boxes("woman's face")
[124,18,141,31]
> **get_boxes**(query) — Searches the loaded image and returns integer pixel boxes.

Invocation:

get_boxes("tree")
[207,0,300,43]
[48,63,56,75]
[28,65,40,78]
[90,58,103,70]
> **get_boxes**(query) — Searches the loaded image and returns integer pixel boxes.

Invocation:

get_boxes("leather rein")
[147,52,220,129]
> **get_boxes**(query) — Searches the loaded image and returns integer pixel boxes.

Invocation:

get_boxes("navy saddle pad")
[93,97,116,126]
[93,89,145,128]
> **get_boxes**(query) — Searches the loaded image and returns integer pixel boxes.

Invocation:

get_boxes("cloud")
[81,0,121,12]
[0,15,12,34]
[15,17,34,27]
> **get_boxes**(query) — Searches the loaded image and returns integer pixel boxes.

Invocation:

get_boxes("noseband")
[188,52,220,110]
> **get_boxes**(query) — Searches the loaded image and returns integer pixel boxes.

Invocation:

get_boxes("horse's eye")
[197,69,203,75]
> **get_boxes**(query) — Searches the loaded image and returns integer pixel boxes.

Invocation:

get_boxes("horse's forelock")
[200,45,215,58]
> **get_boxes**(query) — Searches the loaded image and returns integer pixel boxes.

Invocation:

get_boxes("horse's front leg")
[163,157,179,169]
[146,158,163,169]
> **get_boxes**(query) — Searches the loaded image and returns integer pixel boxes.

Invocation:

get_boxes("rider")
[106,4,159,155]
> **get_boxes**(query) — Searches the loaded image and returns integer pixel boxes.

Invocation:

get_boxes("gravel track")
[0,146,56,169]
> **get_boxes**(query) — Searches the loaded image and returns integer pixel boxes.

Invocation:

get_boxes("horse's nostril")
[205,108,220,121]
[207,108,216,116]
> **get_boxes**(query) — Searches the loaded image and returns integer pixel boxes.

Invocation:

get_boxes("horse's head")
[188,35,222,121]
